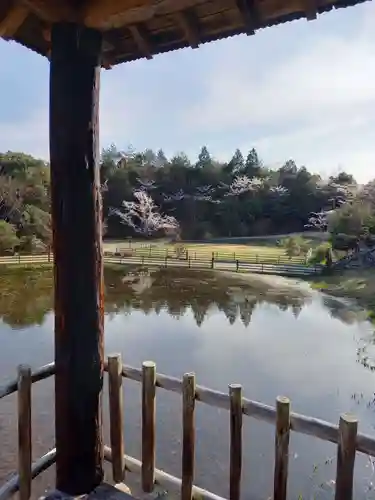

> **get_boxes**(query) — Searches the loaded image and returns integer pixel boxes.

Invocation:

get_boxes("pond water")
[0,265,375,500]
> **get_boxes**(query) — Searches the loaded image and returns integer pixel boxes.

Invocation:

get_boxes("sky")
[0,2,374,182]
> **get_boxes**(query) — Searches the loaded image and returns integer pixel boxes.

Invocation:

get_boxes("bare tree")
[111,190,179,236]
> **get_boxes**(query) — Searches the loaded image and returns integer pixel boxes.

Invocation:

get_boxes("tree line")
[0,145,374,255]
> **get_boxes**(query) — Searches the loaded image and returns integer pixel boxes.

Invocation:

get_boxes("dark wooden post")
[49,22,104,495]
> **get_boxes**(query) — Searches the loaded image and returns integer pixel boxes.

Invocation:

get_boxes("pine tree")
[156,149,167,167]
[245,148,262,178]
[228,149,244,174]
[196,146,212,169]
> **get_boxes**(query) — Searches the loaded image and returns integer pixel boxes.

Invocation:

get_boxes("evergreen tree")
[245,148,262,177]
[228,149,244,174]
[196,146,212,169]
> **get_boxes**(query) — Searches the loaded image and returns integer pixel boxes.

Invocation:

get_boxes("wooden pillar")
[49,22,104,495]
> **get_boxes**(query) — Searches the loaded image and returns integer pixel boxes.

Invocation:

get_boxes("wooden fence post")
[334,413,358,500]
[236,260,239,272]
[274,396,290,500]
[18,365,32,500]
[211,254,215,269]
[108,354,124,484]
[142,361,156,493]
[182,373,196,500]
[229,384,242,500]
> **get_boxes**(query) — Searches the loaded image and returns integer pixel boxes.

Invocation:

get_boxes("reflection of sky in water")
[1,269,375,499]
[103,293,375,500]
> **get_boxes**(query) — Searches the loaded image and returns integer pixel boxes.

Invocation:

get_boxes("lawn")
[103,239,312,265]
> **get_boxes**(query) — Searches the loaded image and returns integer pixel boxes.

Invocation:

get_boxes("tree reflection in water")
[0,265,369,330]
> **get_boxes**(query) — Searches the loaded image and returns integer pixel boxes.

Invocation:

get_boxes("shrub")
[280,236,309,259]
[330,233,358,252]
[0,221,19,255]
[309,242,333,265]
[174,243,187,260]
[19,235,46,254]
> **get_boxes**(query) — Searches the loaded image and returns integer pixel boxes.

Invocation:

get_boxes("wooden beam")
[129,24,153,60]
[21,0,75,23]
[50,22,104,495]
[235,0,260,35]
[84,0,210,30]
[0,4,29,39]
[174,10,199,49]
[304,0,317,20]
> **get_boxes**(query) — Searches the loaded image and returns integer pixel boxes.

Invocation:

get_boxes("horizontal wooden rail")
[113,362,375,457]
[103,446,226,500]
[0,449,56,500]
[0,360,372,500]
[0,363,55,400]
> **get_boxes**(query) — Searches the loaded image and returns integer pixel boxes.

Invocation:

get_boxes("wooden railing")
[0,358,373,500]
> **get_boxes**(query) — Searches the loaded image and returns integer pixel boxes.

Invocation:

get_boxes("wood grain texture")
[273,396,290,500]
[142,361,156,492]
[229,384,242,500]
[50,22,104,495]
[108,354,125,483]
[182,373,196,500]
[335,414,358,500]
[18,365,32,500]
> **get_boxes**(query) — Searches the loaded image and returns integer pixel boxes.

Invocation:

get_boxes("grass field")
[103,238,314,265]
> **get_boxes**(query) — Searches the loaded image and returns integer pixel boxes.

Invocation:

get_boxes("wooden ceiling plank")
[0,4,29,39]
[21,0,75,23]
[174,10,200,48]
[128,24,153,59]
[84,0,212,30]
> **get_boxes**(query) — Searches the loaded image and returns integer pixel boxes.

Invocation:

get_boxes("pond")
[0,265,375,500]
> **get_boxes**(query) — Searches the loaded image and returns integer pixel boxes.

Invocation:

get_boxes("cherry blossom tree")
[111,190,179,236]
[225,175,269,196]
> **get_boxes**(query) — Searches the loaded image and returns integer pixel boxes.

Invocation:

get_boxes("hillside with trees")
[0,145,374,256]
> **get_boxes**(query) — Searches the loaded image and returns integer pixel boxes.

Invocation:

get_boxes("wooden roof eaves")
[107,0,372,65]
[2,0,372,66]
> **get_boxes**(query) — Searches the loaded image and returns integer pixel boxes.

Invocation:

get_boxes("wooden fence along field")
[113,244,310,265]
[0,251,323,277]
[0,358,372,500]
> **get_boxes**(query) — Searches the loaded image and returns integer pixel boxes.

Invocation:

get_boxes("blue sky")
[0,2,374,182]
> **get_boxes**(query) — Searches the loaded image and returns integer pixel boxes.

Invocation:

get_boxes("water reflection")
[0,266,367,329]
[1,266,375,499]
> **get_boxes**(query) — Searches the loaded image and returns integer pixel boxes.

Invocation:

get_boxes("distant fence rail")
[0,253,323,277]
[113,245,310,265]
[0,358,372,500]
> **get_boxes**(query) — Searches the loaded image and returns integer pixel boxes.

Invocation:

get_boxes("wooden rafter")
[128,24,153,60]
[0,3,29,39]
[304,0,317,20]
[235,0,260,35]
[174,10,200,49]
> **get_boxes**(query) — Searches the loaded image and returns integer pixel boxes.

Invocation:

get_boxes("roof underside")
[0,0,370,66]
